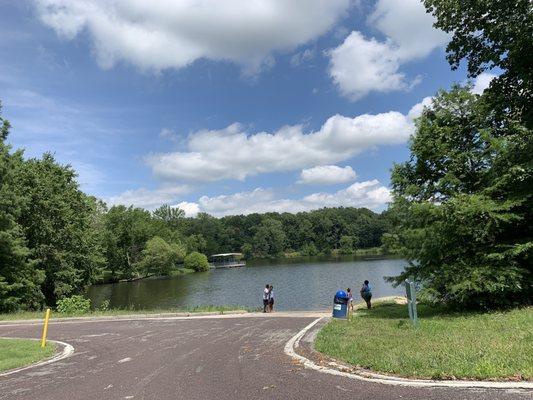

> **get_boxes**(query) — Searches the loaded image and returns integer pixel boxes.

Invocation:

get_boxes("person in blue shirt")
[360,280,372,309]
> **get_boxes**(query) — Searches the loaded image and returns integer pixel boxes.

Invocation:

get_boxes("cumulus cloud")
[34,0,349,73]
[367,0,449,61]
[190,180,391,217]
[328,31,408,100]
[107,185,190,210]
[146,112,414,182]
[328,0,449,100]
[298,165,356,185]
[174,201,200,217]
[471,72,497,95]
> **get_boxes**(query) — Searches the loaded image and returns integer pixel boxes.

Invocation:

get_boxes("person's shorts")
[268,299,274,306]
[362,293,372,301]
[263,299,269,306]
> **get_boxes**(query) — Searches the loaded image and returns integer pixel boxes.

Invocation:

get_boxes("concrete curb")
[0,310,249,325]
[284,317,533,390]
[0,338,74,377]
[0,311,330,327]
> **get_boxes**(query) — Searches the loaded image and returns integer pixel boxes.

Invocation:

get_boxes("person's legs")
[363,294,371,309]
[269,299,274,312]
[263,299,268,313]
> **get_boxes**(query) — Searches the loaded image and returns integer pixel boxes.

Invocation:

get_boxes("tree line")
[0,121,391,312]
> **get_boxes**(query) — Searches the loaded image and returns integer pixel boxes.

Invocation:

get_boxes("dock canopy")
[210,253,243,258]
[209,253,245,268]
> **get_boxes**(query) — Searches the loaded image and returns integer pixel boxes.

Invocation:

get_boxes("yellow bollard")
[40,308,51,348]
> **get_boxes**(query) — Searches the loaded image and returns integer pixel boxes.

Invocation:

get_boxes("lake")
[87,257,407,311]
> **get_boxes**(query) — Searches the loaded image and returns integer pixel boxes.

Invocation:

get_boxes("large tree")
[14,153,104,305]
[390,85,531,308]
[0,104,43,311]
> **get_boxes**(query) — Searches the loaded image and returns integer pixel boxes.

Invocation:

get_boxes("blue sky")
[0,1,492,216]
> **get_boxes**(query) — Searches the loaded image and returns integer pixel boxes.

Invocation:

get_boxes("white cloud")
[367,0,449,61]
[328,31,407,100]
[175,201,200,217]
[298,165,356,185]
[34,0,350,73]
[328,0,449,100]
[471,72,497,95]
[146,111,414,182]
[189,180,391,217]
[107,185,190,210]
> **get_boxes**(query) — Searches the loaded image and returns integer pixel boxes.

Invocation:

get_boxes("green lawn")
[0,305,250,321]
[315,301,533,380]
[0,339,56,372]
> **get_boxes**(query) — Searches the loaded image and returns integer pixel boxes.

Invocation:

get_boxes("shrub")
[97,299,110,311]
[184,252,210,272]
[56,295,91,314]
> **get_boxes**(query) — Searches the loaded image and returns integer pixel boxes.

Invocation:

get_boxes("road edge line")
[0,338,74,377]
[284,317,533,390]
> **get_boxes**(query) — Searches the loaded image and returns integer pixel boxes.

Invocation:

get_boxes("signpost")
[405,280,418,327]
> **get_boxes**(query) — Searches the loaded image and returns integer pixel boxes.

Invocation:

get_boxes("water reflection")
[87,257,407,311]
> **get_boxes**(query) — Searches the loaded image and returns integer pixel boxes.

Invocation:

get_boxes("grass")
[0,338,56,372]
[0,305,251,321]
[315,300,533,381]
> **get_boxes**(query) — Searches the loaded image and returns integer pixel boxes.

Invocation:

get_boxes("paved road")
[0,316,530,400]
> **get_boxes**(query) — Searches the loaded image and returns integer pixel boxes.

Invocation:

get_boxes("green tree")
[390,86,532,308]
[103,205,156,280]
[136,236,185,276]
[183,251,210,272]
[152,204,185,228]
[185,234,207,254]
[14,154,105,305]
[339,235,358,255]
[253,218,286,257]
[0,103,44,311]
[241,243,253,259]
[300,242,319,256]
[424,0,533,126]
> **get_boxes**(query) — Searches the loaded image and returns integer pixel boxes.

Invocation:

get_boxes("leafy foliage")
[14,154,105,305]
[424,0,533,126]
[389,87,531,309]
[135,236,185,276]
[184,252,210,272]
[0,104,43,312]
[389,0,532,309]
[56,295,91,314]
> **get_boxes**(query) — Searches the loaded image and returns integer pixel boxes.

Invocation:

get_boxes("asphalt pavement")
[0,315,530,400]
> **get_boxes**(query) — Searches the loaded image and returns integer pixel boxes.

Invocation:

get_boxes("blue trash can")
[332,290,349,319]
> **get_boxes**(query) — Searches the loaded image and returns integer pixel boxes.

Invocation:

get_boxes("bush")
[56,295,91,314]
[184,252,210,272]
[97,299,110,311]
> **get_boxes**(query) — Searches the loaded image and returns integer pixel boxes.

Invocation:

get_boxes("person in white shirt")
[263,284,270,313]
[268,285,274,312]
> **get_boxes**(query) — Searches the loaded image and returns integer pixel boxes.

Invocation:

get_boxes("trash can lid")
[335,290,348,299]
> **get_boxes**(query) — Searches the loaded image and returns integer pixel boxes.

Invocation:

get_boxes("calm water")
[87,257,407,311]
